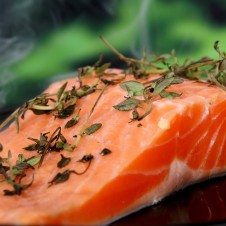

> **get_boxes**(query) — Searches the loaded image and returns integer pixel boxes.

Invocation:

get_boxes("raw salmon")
[0,69,225,225]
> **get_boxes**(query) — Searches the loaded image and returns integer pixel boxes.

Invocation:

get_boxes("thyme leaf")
[113,98,141,111]
[83,123,102,135]
[120,81,145,97]
[131,109,140,120]
[56,104,76,119]
[49,153,93,186]
[64,109,80,128]
[159,90,181,99]
[152,76,183,95]
[12,162,33,176]
[26,156,41,166]
[48,170,74,186]
[57,82,68,101]
[100,148,112,156]
[3,175,34,196]
[23,127,70,167]
[75,84,97,98]
[65,117,79,128]
[77,154,94,163]
[57,154,71,168]
[12,155,40,177]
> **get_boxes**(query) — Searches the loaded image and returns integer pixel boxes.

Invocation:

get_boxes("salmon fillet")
[0,69,225,225]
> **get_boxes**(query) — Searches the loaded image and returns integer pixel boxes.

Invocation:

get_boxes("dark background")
[1,0,226,110]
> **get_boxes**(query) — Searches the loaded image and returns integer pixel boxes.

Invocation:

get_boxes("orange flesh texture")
[0,73,225,224]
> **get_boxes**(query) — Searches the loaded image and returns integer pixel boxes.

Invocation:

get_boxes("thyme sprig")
[0,152,40,196]
[57,154,71,168]
[48,170,75,187]
[70,85,107,149]
[49,154,93,187]
[23,127,70,167]
[100,148,112,156]
[65,109,81,128]
[0,79,98,133]
[101,36,226,91]
[100,35,154,79]
[78,55,111,78]
[100,38,225,122]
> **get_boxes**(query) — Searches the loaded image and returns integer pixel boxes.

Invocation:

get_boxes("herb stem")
[38,127,62,167]
[31,105,55,111]
[74,159,92,175]
[99,35,130,63]
[71,84,107,149]
[0,108,20,131]
[99,35,148,66]
[209,67,226,91]
[88,84,107,118]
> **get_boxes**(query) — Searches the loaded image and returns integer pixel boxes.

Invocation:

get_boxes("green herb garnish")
[131,109,140,121]
[12,154,40,177]
[57,154,71,168]
[3,175,34,196]
[159,90,181,99]
[113,98,141,111]
[78,54,111,78]
[100,148,112,156]
[49,154,93,186]
[26,155,41,166]
[83,123,102,135]
[65,109,80,128]
[120,81,145,97]
[77,154,94,163]
[48,170,75,187]
[23,127,70,167]
[12,162,33,176]
[0,152,38,196]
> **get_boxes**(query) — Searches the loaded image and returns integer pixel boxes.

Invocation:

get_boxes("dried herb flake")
[120,81,144,97]
[83,123,102,135]
[65,110,80,129]
[77,154,94,163]
[57,154,71,168]
[48,170,75,187]
[113,98,141,111]
[159,90,181,99]
[100,148,112,156]
[3,176,34,196]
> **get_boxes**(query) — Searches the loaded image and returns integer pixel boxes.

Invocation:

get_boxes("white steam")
[131,0,152,58]
[0,70,13,107]
[0,0,35,108]
[0,0,153,108]
[0,37,34,67]
[0,0,35,67]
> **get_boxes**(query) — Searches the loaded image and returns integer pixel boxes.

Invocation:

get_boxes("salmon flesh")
[0,71,225,225]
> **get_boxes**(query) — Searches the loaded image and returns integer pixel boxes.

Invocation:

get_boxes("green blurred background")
[1,0,226,111]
